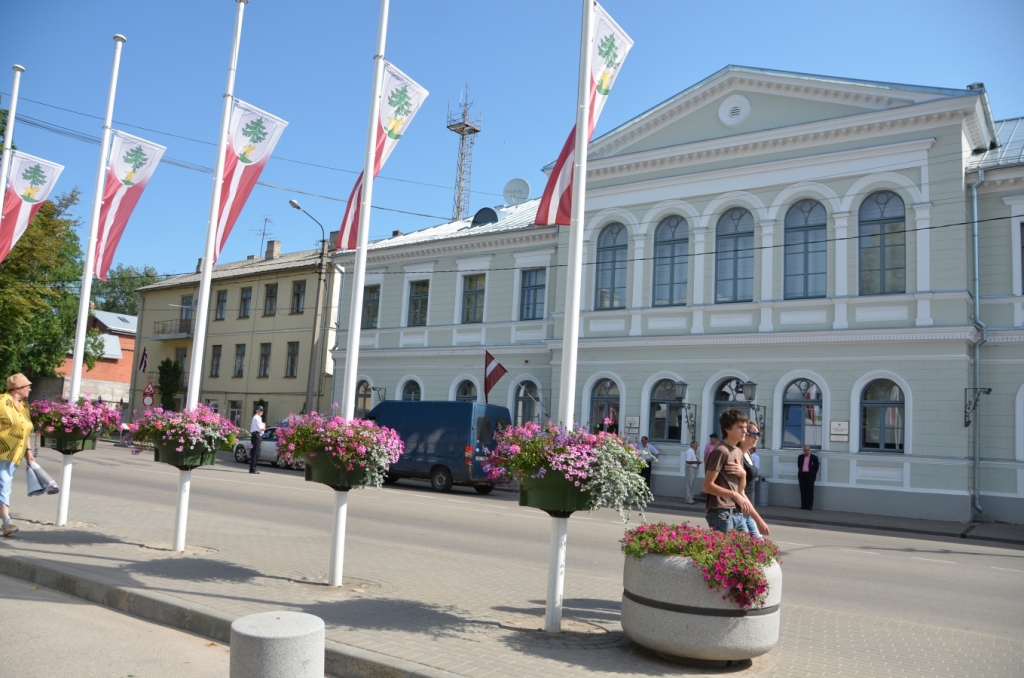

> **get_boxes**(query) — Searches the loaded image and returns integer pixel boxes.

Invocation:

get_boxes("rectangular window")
[716,233,755,303]
[859,221,906,295]
[408,280,429,326]
[210,345,222,378]
[285,342,299,378]
[258,343,271,378]
[233,344,245,377]
[362,285,380,329]
[205,399,219,414]
[462,274,485,323]
[179,295,193,333]
[264,284,277,316]
[595,245,627,309]
[784,227,827,299]
[174,347,187,371]
[215,290,227,321]
[228,400,242,427]
[291,281,306,314]
[653,240,688,306]
[239,288,252,318]
[520,269,546,320]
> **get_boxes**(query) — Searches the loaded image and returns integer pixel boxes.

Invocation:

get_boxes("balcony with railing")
[152,318,194,339]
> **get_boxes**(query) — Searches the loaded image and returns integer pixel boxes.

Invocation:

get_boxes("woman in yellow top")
[0,373,35,537]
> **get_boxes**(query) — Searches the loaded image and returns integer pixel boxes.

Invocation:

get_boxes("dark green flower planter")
[300,449,371,491]
[518,471,593,517]
[153,440,217,471]
[41,430,98,455]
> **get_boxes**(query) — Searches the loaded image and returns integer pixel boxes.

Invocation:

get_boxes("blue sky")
[2,0,1022,276]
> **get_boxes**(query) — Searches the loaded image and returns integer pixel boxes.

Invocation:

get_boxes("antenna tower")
[447,89,481,221]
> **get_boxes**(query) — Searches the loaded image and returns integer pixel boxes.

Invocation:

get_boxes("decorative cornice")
[333,231,558,266]
[330,346,551,359]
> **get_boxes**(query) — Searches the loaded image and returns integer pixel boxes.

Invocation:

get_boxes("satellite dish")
[503,178,531,206]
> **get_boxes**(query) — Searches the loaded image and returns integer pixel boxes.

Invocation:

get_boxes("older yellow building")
[129,239,341,428]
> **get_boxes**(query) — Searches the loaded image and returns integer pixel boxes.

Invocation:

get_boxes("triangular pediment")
[589,65,974,161]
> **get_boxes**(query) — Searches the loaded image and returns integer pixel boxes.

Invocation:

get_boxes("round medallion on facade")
[718,94,751,127]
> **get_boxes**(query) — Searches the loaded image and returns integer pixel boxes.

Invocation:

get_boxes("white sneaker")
[2,523,18,537]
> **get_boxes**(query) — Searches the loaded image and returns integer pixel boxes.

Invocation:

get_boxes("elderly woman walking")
[0,374,35,536]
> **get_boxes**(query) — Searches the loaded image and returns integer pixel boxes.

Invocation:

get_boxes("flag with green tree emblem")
[94,130,167,280]
[536,2,632,226]
[0,150,64,264]
[337,62,428,250]
[212,99,288,262]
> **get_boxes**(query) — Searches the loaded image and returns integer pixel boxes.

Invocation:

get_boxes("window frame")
[291,280,306,314]
[781,379,823,449]
[860,378,905,453]
[233,344,246,378]
[590,378,620,434]
[362,285,380,329]
[783,200,828,300]
[858,191,906,296]
[407,280,429,327]
[402,380,422,401]
[264,284,278,316]
[715,208,755,304]
[355,380,372,418]
[514,380,539,425]
[285,341,299,378]
[594,223,628,310]
[257,343,271,378]
[461,274,486,324]
[239,288,252,318]
[519,268,547,320]
[648,379,683,442]
[652,216,690,307]
[455,380,477,402]
[210,345,222,378]
[214,290,227,321]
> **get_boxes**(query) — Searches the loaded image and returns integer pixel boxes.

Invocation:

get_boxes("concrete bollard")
[230,611,325,678]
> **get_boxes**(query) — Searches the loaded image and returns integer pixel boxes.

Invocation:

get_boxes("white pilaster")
[913,202,933,326]
[833,212,850,330]
[758,219,775,332]
[1004,195,1024,327]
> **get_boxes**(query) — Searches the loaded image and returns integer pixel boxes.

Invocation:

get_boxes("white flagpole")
[547,0,594,634]
[0,65,25,203]
[60,35,125,528]
[176,0,246,552]
[330,0,390,588]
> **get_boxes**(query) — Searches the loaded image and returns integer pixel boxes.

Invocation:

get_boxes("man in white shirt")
[638,436,659,490]
[249,405,266,475]
[683,440,701,504]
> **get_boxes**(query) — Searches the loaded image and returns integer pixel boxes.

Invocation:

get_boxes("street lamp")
[674,381,697,444]
[289,199,325,243]
[289,199,330,416]
[741,380,767,438]
[964,387,992,427]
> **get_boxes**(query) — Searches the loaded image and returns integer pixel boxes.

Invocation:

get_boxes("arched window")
[455,380,477,402]
[782,379,823,448]
[514,380,539,425]
[861,378,904,452]
[653,216,689,306]
[784,199,827,300]
[649,379,682,442]
[590,378,620,433]
[859,191,906,296]
[355,380,372,418]
[595,223,628,310]
[715,208,755,303]
[713,378,752,437]
[402,381,421,402]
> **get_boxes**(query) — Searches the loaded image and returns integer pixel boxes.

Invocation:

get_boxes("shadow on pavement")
[123,556,266,583]
[492,597,622,624]
[15,529,130,547]
[300,597,496,639]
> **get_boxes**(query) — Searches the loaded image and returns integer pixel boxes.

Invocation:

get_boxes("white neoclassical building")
[331,66,1024,524]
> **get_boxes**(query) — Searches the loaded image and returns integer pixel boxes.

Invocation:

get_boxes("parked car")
[366,400,511,493]
[233,427,303,470]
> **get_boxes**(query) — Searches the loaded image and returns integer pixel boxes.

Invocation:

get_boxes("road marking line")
[991,566,1024,573]
[911,557,956,564]
[840,548,879,556]
[774,541,813,547]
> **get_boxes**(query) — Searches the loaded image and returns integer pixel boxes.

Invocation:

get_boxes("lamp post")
[289,199,329,415]
[742,380,767,438]
[674,381,697,444]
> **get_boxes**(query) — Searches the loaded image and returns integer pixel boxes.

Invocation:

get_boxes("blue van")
[366,400,511,493]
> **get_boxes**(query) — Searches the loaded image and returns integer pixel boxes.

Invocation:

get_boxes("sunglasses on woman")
[746,430,760,437]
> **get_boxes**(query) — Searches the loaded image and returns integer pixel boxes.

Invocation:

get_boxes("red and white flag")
[94,131,166,280]
[484,351,508,404]
[535,2,633,226]
[337,62,428,251]
[0,151,64,264]
[212,100,288,262]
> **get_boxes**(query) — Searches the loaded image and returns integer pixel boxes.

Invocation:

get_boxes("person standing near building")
[638,436,659,490]
[703,433,719,464]
[797,444,820,510]
[702,409,769,536]
[1,374,36,537]
[738,423,763,537]
[249,405,266,475]
[683,440,701,505]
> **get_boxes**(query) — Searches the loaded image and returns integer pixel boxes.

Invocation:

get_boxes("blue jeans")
[706,509,749,534]
[742,514,761,538]
[0,460,16,507]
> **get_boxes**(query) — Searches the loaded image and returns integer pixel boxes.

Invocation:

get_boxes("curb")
[647,501,1024,547]
[0,551,463,678]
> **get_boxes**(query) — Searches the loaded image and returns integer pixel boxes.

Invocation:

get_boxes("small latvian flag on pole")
[484,351,507,404]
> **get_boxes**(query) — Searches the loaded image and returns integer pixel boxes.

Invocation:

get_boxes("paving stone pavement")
[1,444,1022,678]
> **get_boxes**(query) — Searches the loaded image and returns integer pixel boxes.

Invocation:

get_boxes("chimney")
[246,254,258,260]
[328,230,339,252]
[265,239,282,260]
[196,257,203,273]
[392,230,403,237]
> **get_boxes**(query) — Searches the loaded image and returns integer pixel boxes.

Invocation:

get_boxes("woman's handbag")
[26,460,59,496]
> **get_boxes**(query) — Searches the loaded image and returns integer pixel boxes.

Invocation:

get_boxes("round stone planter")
[153,440,218,471]
[517,472,593,517]
[41,430,98,455]
[621,553,781,662]
[300,449,371,491]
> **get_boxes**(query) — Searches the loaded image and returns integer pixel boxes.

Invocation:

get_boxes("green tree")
[156,358,182,411]
[22,163,47,188]
[241,117,268,145]
[598,34,619,69]
[0,189,104,378]
[388,86,412,118]
[123,145,148,172]
[92,264,162,316]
